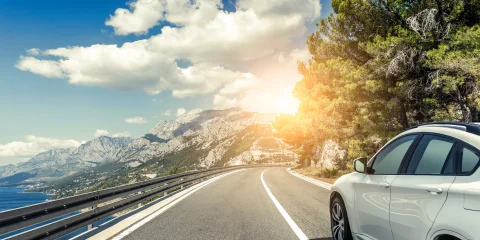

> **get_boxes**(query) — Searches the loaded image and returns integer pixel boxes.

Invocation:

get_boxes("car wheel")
[330,195,353,240]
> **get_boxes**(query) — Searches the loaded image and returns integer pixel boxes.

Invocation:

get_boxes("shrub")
[317,168,339,178]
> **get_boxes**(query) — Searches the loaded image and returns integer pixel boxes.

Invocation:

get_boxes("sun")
[274,95,299,115]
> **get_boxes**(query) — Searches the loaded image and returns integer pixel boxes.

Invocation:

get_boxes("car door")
[354,134,418,240]
[389,134,457,240]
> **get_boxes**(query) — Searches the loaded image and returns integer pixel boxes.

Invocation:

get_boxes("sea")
[0,188,114,239]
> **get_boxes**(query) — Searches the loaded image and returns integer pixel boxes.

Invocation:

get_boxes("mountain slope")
[40,108,298,198]
[117,108,297,170]
[0,136,133,184]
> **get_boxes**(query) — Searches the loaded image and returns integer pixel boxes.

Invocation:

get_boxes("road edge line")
[260,169,308,240]
[111,169,245,240]
[286,168,332,190]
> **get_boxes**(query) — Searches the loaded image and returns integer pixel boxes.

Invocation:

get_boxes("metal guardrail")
[0,164,275,240]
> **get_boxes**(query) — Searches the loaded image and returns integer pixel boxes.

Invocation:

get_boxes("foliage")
[166,166,188,175]
[317,168,339,179]
[275,0,480,168]
[272,114,305,147]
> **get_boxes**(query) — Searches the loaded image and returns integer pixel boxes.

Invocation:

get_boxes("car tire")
[330,195,353,240]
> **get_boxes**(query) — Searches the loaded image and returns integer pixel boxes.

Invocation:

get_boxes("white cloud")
[94,129,110,137]
[148,10,308,65]
[16,0,321,114]
[237,0,320,20]
[112,132,131,137]
[213,47,306,114]
[105,0,222,36]
[26,48,41,56]
[176,108,186,116]
[16,44,244,97]
[162,110,172,116]
[125,116,147,124]
[105,0,165,36]
[0,136,81,159]
[172,64,248,98]
[15,56,63,78]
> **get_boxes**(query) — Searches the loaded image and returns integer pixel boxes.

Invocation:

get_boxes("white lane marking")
[99,217,117,227]
[71,228,97,240]
[112,169,245,240]
[286,168,332,190]
[261,169,308,240]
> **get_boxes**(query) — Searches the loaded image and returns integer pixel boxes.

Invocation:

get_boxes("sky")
[0,0,334,165]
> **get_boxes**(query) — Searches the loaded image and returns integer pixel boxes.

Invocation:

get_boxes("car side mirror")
[353,157,368,173]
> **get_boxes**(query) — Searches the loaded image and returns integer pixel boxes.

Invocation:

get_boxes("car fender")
[331,172,367,234]
[428,229,469,240]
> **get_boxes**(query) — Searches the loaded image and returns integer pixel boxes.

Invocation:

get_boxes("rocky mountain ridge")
[0,108,298,187]
[0,136,133,183]
[117,108,291,168]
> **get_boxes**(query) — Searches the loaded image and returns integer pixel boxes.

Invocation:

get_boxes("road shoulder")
[287,168,333,190]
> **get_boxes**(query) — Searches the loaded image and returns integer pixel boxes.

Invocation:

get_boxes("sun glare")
[275,95,299,115]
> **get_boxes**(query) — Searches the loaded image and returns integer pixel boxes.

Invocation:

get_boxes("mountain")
[0,136,133,184]
[116,108,297,170]
[41,108,298,198]
[2,108,298,195]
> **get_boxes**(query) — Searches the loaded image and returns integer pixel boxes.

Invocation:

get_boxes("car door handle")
[379,182,390,188]
[426,187,443,194]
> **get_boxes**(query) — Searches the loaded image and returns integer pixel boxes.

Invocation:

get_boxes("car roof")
[401,125,480,150]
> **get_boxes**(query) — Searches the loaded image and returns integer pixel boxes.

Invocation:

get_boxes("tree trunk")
[399,102,409,129]
[470,107,480,122]
[457,89,469,122]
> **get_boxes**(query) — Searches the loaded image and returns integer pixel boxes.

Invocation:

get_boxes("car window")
[406,135,455,175]
[370,135,417,175]
[461,147,480,174]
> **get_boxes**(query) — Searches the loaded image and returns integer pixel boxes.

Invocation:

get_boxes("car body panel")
[464,188,480,211]
[331,125,480,240]
[353,174,397,240]
[389,175,456,240]
[353,234,375,240]
[427,175,480,240]
[331,172,364,234]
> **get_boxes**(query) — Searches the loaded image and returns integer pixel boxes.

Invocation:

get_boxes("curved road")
[122,167,332,240]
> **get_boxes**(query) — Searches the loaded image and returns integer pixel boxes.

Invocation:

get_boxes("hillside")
[117,108,296,168]
[0,136,133,185]
[38,108,298,198]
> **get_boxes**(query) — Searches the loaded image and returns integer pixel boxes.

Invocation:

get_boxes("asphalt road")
[122,167,332,240]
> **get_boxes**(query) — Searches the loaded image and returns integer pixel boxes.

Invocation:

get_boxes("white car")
[330,122,480,240]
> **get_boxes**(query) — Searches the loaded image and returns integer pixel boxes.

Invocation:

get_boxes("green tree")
[275,0,480,167]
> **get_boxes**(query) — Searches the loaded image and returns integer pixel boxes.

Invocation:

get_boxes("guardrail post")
[87,205,94,231]
[138,191,143,207]
[87,194,99,231]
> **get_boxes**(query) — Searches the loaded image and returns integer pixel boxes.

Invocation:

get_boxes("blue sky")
[0,0,333,165]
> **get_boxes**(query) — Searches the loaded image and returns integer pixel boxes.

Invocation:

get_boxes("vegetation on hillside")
[41,123,297,198]
[275,0,480,171]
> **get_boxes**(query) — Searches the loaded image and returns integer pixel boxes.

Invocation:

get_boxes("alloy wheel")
[331,202,345,240]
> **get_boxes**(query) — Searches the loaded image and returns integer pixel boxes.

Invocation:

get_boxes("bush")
[317,168,339,178]
[315,167,352,178]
